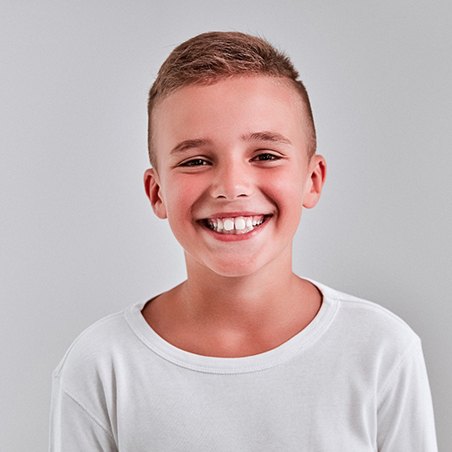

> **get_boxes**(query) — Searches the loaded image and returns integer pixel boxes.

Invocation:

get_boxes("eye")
[252,152,282,162]
[179,158,211,167]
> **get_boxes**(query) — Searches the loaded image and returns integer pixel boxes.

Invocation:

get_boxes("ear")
[302,154,327,209]
[144,168,167,219]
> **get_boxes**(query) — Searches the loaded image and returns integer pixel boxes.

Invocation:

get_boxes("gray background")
[1,0,450,450]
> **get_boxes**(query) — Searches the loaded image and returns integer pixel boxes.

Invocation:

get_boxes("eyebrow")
[170,139,212,155]
[241,131,292,146]
[169,131,292,155]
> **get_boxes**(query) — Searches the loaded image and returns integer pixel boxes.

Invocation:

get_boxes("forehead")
[151,76,309,154]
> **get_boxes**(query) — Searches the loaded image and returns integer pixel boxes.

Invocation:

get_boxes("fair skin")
[143,76,327,357]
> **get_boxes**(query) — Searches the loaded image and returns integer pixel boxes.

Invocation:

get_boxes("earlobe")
[302,155,327,209]
[144,168,167,219]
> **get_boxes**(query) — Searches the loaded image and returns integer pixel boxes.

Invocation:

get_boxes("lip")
[197,213,272,242]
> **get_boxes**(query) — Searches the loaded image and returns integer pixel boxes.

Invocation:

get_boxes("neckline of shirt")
[124,278,339,374]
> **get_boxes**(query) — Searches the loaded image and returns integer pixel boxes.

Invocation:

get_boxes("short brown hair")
[147,31,316,166]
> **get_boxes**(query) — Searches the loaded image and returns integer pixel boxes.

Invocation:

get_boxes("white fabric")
[49,280,437,451]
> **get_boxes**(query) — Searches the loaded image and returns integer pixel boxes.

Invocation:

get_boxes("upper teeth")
[207,216,265,234]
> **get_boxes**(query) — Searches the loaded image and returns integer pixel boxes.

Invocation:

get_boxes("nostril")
[210,177,253,200]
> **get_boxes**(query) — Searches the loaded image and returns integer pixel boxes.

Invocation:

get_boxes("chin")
[203,257,265,279]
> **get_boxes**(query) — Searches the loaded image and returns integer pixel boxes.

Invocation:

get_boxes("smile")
[202,215,270,235]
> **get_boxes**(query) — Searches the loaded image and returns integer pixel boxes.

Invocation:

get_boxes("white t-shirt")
[49,280,437,451]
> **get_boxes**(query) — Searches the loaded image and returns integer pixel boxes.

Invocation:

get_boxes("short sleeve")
[49,373,117,452]
[377,339,437,451]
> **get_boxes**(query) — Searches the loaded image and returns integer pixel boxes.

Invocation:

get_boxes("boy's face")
[145,76,326,278]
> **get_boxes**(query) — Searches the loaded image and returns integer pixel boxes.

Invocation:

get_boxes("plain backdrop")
[1,1,451,450]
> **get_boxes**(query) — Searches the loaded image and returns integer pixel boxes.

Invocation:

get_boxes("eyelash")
[252,152,281,162]
[178,152,282,167]
[179,158,210,167]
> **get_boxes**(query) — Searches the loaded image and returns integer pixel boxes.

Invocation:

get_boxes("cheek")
[264,168,305,204]
[164,176,205,223]
[262,171,305,231]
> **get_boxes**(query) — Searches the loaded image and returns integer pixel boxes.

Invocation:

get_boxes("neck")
[144,247,323,357]
[178,250,304,332]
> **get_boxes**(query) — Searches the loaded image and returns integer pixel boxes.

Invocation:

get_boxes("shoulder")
[50,307,142,440]
[312,281,428,394]
[53,305,141,389]
[337,286,417,332]
[315,281,421,357]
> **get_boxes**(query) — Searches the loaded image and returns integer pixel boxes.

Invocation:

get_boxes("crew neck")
[124,278,339,374]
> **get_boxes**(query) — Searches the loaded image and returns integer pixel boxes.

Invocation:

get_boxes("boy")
[50,32,437,451]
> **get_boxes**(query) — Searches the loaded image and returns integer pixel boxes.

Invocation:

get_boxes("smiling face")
[145,76,326,278]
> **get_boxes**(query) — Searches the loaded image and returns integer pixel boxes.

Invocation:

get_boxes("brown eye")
[253,153,281,161]
[180,158,210,167]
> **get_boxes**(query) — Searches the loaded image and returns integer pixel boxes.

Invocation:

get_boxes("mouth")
[199,214,272,235]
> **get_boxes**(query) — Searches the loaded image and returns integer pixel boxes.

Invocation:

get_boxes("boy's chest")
[113,357,377,451]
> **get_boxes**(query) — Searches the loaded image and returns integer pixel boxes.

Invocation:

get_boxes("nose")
[210,160,253,200]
